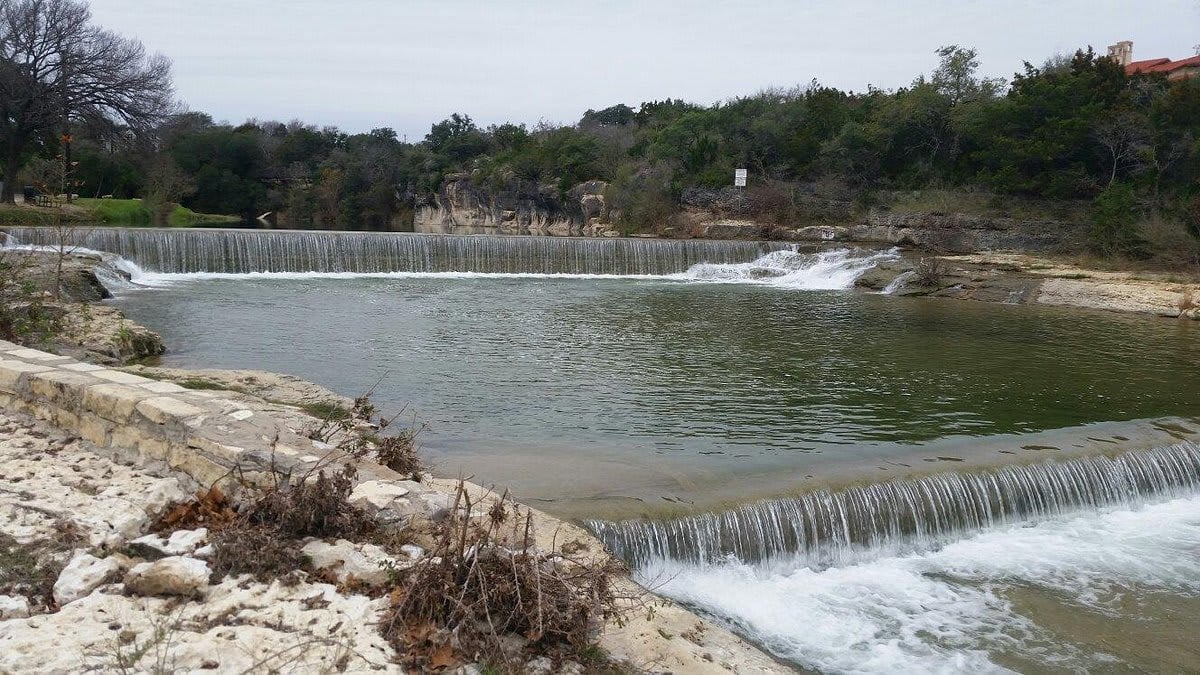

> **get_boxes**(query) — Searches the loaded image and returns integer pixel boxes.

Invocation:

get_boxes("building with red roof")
[1108,41,1200,81]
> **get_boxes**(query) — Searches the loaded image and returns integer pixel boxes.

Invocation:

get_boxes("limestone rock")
[53,552,121,606]
[301,539,397,586]
[124,556,209,597]
[348,480,410,513]
[794,225,848,242]
[0,594,30,619]
[129,528,208,557]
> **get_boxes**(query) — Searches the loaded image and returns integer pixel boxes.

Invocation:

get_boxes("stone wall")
[0,341,369,492]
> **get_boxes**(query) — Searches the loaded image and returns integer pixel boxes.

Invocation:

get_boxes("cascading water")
[588,441,1200,569]
[590,443,1200,671]
[1,227,902,291]
[0,227,792,276]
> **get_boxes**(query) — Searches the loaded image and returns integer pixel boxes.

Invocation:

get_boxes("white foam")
[676,248,900,290]
[636,496,1200,673]
[77,246,898,291]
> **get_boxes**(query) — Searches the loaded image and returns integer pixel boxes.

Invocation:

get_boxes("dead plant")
[380,482,625,673]
[913,257,946,288]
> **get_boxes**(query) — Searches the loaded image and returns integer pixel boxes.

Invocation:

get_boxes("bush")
[1090,183,1145,257]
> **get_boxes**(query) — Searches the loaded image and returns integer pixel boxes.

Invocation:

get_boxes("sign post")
[734,168,747,188]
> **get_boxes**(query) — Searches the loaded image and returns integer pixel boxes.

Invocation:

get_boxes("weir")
[1,227,790,275]
[588,442,1200,568]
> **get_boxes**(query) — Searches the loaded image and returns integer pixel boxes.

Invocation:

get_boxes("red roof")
[1127,55,1200,75]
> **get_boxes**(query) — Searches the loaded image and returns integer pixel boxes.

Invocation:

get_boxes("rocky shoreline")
[855,251,1200,320]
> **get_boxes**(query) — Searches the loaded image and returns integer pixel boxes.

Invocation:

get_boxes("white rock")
[0,594,30,619]
[300,539,396,586]
[125,556,209,597]
[130,528,208,556]
[400,544,424,560]
[53,552,121,606]
[193,544,215,559]
[348,480,410,512]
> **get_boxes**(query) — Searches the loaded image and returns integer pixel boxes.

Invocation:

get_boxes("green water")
[112,275,1199,516]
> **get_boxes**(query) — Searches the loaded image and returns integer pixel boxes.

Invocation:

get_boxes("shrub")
[1090,183,1145,257]
[913,257,946,287]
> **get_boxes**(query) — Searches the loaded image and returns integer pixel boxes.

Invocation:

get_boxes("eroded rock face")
[414,176,614,236]
[125,556,209,597]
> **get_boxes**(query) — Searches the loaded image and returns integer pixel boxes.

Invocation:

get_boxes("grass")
[299,401,353,422]
[74,198,241,227]
[176,377,227,391]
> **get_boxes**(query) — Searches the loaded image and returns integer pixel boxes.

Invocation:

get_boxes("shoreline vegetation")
[0,198,241,227]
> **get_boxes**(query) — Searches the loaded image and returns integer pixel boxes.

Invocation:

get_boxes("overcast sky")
[87,0,1199,140]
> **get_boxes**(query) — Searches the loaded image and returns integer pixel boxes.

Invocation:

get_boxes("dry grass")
[0,520,84,608]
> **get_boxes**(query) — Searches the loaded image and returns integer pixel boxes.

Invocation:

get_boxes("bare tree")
[0,0,173,203]
[1093,110,1151,186]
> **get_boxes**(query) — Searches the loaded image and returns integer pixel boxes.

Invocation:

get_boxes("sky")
[86,0,1199,140]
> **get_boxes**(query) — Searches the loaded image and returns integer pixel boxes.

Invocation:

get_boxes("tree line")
[3,0,1199,257]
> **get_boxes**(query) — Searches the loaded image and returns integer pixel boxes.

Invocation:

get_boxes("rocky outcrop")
[414,174,618,237]
[856,251,1200,318]
[790,210,1086,253]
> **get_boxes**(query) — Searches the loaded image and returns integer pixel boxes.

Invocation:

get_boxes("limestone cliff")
[414,174,617,237]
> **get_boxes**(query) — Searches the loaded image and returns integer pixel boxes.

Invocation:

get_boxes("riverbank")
[0,253,788,672]
[0,199,240,227]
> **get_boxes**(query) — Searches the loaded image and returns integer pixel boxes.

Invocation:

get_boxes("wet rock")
[53,552,121,606]
[124,556,209,597]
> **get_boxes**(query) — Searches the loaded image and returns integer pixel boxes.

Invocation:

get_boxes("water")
[639,493,1200,672]
[10,227,1200,671]
[590,442,1200,568]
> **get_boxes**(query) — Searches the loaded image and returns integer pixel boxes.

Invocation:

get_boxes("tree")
[0,0,172,203]
[931,45,1004,106]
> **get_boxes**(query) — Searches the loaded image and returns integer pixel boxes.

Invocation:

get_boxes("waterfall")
[588,442,1200,569]
[0,227,790,276]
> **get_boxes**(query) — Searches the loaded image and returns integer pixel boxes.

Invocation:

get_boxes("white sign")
[734,168,747,187]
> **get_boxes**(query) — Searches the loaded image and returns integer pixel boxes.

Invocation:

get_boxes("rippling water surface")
[109,272,1200,516]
